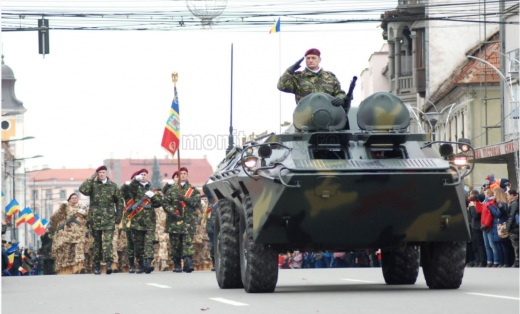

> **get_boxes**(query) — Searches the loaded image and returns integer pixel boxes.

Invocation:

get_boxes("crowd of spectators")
[279,250,381,269]
[466,175,519,268]
[2,221,44,276]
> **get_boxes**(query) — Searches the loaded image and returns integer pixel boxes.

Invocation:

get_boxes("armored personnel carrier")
[205,89,474,293]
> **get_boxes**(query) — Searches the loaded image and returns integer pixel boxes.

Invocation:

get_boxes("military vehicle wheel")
[214,200,243,289]
[382,245,420,285]
[239,196,279,293]
[421,242,466,289]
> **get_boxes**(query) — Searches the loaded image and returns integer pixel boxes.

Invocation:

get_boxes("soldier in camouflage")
[162,167,201,273]
[278,48,347,106]
[120,171,139,273]
[202,185,216,271]
[128,168,163,274]
[79,165,123,275]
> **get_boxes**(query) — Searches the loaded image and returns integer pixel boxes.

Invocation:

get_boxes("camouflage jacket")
[128,179,163,231]
[162,181,201,235]
[205,202,215,235]
[48,203,88,243]
[79,176,123,231]
[120,183,132,231]
[162,182,176,196]
[277,68,346,104]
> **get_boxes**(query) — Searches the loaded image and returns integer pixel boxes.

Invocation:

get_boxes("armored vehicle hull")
[207,92,473,293]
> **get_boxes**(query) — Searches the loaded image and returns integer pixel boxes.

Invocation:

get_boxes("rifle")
[343,76,358,113]
[126,191,156,228]
[57,214,81,231]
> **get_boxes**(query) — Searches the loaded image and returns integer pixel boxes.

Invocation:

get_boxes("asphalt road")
[2,268,519,314]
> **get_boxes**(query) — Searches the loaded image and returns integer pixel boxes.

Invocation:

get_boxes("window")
[33,190,38,200]
[60,190,66,200]
[46,190,52,200]
[368,146,407,159]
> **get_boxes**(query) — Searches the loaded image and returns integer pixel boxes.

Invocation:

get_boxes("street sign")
[38,19,49,56]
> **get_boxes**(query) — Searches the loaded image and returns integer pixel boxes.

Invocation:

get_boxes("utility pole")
[499,0,506,142]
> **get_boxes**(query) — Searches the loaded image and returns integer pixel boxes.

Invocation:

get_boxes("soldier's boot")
[184,256,193,273]
[106,261,113,275]
[144,258,154,274]
[94,263,101,275]
[173,258,182,273]
[137,260,145,274]
[129,258,136,274]
[211,256,215,271]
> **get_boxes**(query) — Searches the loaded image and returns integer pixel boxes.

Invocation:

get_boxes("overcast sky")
[2,13,387,171]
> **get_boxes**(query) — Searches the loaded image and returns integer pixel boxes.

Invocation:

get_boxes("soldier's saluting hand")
[277,48,347,106]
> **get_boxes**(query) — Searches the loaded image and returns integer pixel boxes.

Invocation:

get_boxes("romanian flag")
[18,266,27,275]
[7,253,14,270]
[32,214,47,236]
[1,190,4,202]
[15,208,32,227]
[24,209,37,225]
[5,199,20,217]
[22,253,26,261]
[42,219,50,229]
[161,85,180,156]
[269,18,280,34]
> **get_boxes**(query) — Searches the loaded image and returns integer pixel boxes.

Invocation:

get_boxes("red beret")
[305,48,320,57]
[137,168,148,174]
[180,167,188,173]
[172,171,178,179]
[131,171,139,180]
[96,166,107,172]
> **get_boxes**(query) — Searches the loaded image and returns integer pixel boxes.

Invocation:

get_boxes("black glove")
[287,57,304,74]
[177,195,186,202]
[331,97,344,107]
[173,213,183,221]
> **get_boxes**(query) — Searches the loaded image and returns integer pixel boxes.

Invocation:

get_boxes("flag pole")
[172,72,182,195]
[278,19,281,134]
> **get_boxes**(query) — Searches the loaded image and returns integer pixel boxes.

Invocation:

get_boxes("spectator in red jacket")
[481,190,500,267]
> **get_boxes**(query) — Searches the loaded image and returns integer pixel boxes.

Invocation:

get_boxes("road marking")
[147,283,171,289]
[341,279,376,283]
[210,298,249,306]
[466,293,519,300]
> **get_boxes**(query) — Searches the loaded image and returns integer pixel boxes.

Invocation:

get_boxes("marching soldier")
[278,48,347,106]
[79,166,123,275]
[162,167,201,273]
[120,171,139,273]
[128,168,162,274]
[48,193,89,274]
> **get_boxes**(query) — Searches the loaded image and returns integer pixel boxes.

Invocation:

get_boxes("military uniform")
[49,202,89,274]
[277,68,346,104]
[120,183,135,267]
[79,175,123,268]
[128,179,162,273]
[162,181,201,272]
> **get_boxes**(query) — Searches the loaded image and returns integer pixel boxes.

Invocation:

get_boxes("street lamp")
[423,112,440,141]
[2,136,35,143]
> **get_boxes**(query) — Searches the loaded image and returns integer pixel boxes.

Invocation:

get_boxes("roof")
[2,55,26,111]
[429,32,500,105]
[27,168,97,183]
[105,158,213,186]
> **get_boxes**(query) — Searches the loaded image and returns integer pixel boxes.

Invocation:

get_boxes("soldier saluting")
[128,168,162,274]
[162,167,201,273]
[79,165,124,275]
[278,48,347,106]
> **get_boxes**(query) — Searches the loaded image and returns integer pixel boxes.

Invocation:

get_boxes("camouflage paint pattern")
[92,230,114,263]
[162,181,201,235]
[120,183,132,232]
[128,179,162,231]
[277,69,346,104]
[206,91,471,253]
[132,229,155,259]
[170,233,194,258]
[79,176,123,230]
[153,207,171,270]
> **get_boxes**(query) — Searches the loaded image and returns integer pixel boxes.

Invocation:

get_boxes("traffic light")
[38,19,49,56]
